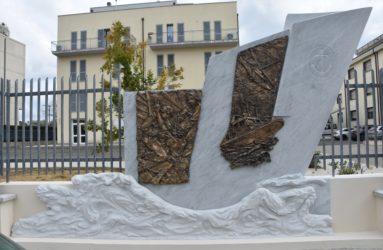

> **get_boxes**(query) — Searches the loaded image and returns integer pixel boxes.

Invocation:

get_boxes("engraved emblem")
[308,45,335,77]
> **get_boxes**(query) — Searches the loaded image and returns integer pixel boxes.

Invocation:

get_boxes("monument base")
[12,173,331,239]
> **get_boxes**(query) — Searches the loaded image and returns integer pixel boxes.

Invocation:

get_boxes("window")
[113,64,121,79]
[70,93,86,112]
[80,31,87,49]
[156,24,163,43]
[70,61,77,82]
[123,27,131,45]
[80,60,86,81]
[157,55,164,76]
[214,21,222,40]
[98,29,105,48]
[351,110,357,121]
[177,23,184,42]
[349,89,356,100]
[367,107,374,119]
[71,32,77,50]
[204,52,212,73]
[348,68,355,80]
[203,21,210,41]
[72,119,86,144]
[167,24,174,43]
[366,86,373,96]
[167,54,174,67]
[363,59,372,72]
[98,28,109,48]
[216,51,222,54]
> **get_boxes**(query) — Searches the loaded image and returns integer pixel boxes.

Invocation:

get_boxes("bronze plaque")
[220,36,288,168]
[136,90,202,184]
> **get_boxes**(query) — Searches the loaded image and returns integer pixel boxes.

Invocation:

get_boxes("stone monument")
[12,8,371,239]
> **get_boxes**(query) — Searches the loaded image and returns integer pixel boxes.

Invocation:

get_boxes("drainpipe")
[141,17,145,85]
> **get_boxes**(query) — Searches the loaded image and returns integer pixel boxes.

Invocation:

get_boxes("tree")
[87,21,184,153]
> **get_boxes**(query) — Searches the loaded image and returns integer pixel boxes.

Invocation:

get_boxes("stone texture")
[12,173,332,239]
[221,36,288,168]
[125,8,371,211]
[136,90,201,184]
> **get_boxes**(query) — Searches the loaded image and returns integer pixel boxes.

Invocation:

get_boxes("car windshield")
[0,234,26,250]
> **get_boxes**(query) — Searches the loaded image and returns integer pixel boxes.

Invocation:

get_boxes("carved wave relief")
[12,173,332,239]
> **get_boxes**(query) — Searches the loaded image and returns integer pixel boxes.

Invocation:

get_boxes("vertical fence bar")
[45,78,49,174]
[60,77,64,174]
[68,77,73,175]
[6,80,11,182]
[370,71,378,169]
[101,75,105,172]
[93,75,96,173]
[52,78,57,174]
[22,79,26,175]
[76,76,80,174]
[345,81,352,167]
[380,68,383,168]
[330,116,335,169]
[0,79,3,177]
[109,75,113,172]
[85,76,89,173]
[338,93,344,167]
[29,79,33,175]
[363,71,370,168]
[354,70,361,167]
[118,74,122,172]
[14,80,18,174]
[37,78,41,175]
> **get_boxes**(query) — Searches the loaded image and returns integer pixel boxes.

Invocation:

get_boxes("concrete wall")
[0,174,382,240]
[0,33,26,125]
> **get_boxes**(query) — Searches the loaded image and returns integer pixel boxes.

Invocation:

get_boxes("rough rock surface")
[136,90,202,184]
[221,36,288,168]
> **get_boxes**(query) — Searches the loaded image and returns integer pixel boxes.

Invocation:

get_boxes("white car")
[368,126,382,139]
[334,128,351,140]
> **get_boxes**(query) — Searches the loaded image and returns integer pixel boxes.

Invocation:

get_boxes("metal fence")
[317,68,383,175]
[0,76,124,182]
[1,69,383,182]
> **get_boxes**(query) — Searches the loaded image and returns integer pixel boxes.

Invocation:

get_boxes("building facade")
[0,23,26,125]
[332,34,383,129]
[52,0,238,144]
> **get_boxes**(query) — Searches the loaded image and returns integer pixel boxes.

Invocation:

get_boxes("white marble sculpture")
[12,173,331,239]
[12,8,371,239]
[125,8,371,210]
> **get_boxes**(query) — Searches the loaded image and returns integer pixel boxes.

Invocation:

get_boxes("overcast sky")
[1,0,382,79]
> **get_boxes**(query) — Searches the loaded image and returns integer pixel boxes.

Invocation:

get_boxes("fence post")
[0,78,3,177]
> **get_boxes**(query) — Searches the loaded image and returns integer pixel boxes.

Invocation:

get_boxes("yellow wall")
[55,1,238,144]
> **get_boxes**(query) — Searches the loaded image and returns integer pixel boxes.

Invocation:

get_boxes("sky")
[0,0,383,79]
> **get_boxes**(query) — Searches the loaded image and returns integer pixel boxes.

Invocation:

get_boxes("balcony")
[51,38,107,56]
[148,28,238,50]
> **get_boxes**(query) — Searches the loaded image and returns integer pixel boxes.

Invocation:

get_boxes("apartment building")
[0,23,26,125]
[332,33,383,129]
[52,0,238,144]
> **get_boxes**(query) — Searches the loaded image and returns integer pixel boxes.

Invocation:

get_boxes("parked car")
[351,125,372,141]
[368,125,383,139]
[0,233,26,250]
[334,128,351,140]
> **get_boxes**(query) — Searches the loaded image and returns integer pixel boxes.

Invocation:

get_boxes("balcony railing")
[148,28,238,49]
[51,36,136,56]
[51,38,106,56]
